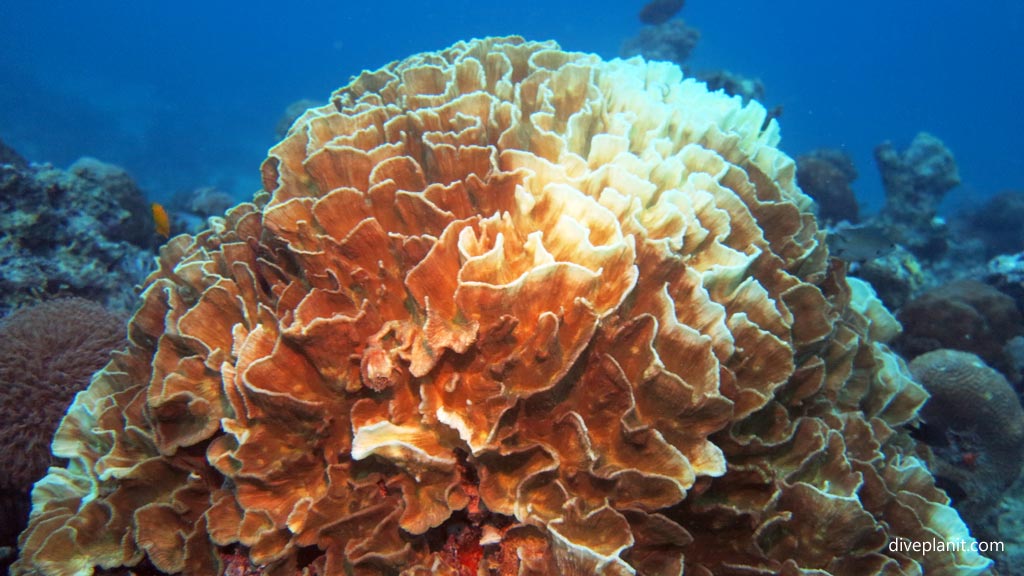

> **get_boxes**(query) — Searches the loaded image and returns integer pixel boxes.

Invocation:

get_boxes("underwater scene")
[1,1,1023,574]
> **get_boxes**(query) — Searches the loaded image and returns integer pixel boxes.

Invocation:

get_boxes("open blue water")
[1,0,1021,214]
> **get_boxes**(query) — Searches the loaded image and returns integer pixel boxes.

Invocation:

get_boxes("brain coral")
[909,349,1024,521]
[14,37,991,576]
[0,298,125,555]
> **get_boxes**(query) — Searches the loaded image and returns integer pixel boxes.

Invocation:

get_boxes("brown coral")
[796,148,860,224]
[14,37,991,576]
[896,279,1023,383]
[909,349,1024,522]
[0,298,125,556]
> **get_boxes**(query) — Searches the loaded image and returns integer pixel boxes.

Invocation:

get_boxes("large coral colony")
[12,37,992,575]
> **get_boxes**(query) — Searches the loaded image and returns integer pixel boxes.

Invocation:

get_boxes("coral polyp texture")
[0,298,125,561]
[14,37,991,575]
[909,349,1024,522]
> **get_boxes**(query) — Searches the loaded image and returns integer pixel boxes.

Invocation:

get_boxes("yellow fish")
[151,202,170,238]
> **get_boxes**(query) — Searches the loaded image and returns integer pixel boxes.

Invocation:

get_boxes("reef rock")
[0,152,158,315]
[13,37,991,576]
[875,132,960,259]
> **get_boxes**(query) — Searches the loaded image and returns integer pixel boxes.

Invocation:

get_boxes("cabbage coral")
[14,37,991,576]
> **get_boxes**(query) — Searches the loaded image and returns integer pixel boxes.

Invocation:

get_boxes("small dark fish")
[640,0,686,25]
[826,222,897,263]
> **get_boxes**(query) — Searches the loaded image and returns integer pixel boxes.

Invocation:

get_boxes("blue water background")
[1,0,1021,215]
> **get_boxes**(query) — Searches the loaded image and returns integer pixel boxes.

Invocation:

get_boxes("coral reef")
[0,152,159,315]
[796,148,859,224]
[909,349,1024,527]
[0,298,126,570]
[13,37,990,575]
[895,279,1023,384]
[875,132,960,259]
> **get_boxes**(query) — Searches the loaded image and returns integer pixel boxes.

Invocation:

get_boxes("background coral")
[854,245,925,309]
[61,158,155,247]
[620,19,700,64]
[875,132,960,259]
[895,279,1023,384]
[0,149,159,315]
[909,349,1024,526]
[13,38,990,576]
[0,298,126,569]
[796,148,859,224]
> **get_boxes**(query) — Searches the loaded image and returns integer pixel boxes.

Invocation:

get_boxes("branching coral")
[14,37,991,576]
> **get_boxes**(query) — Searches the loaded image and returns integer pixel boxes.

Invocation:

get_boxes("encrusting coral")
[13,37,991,575]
